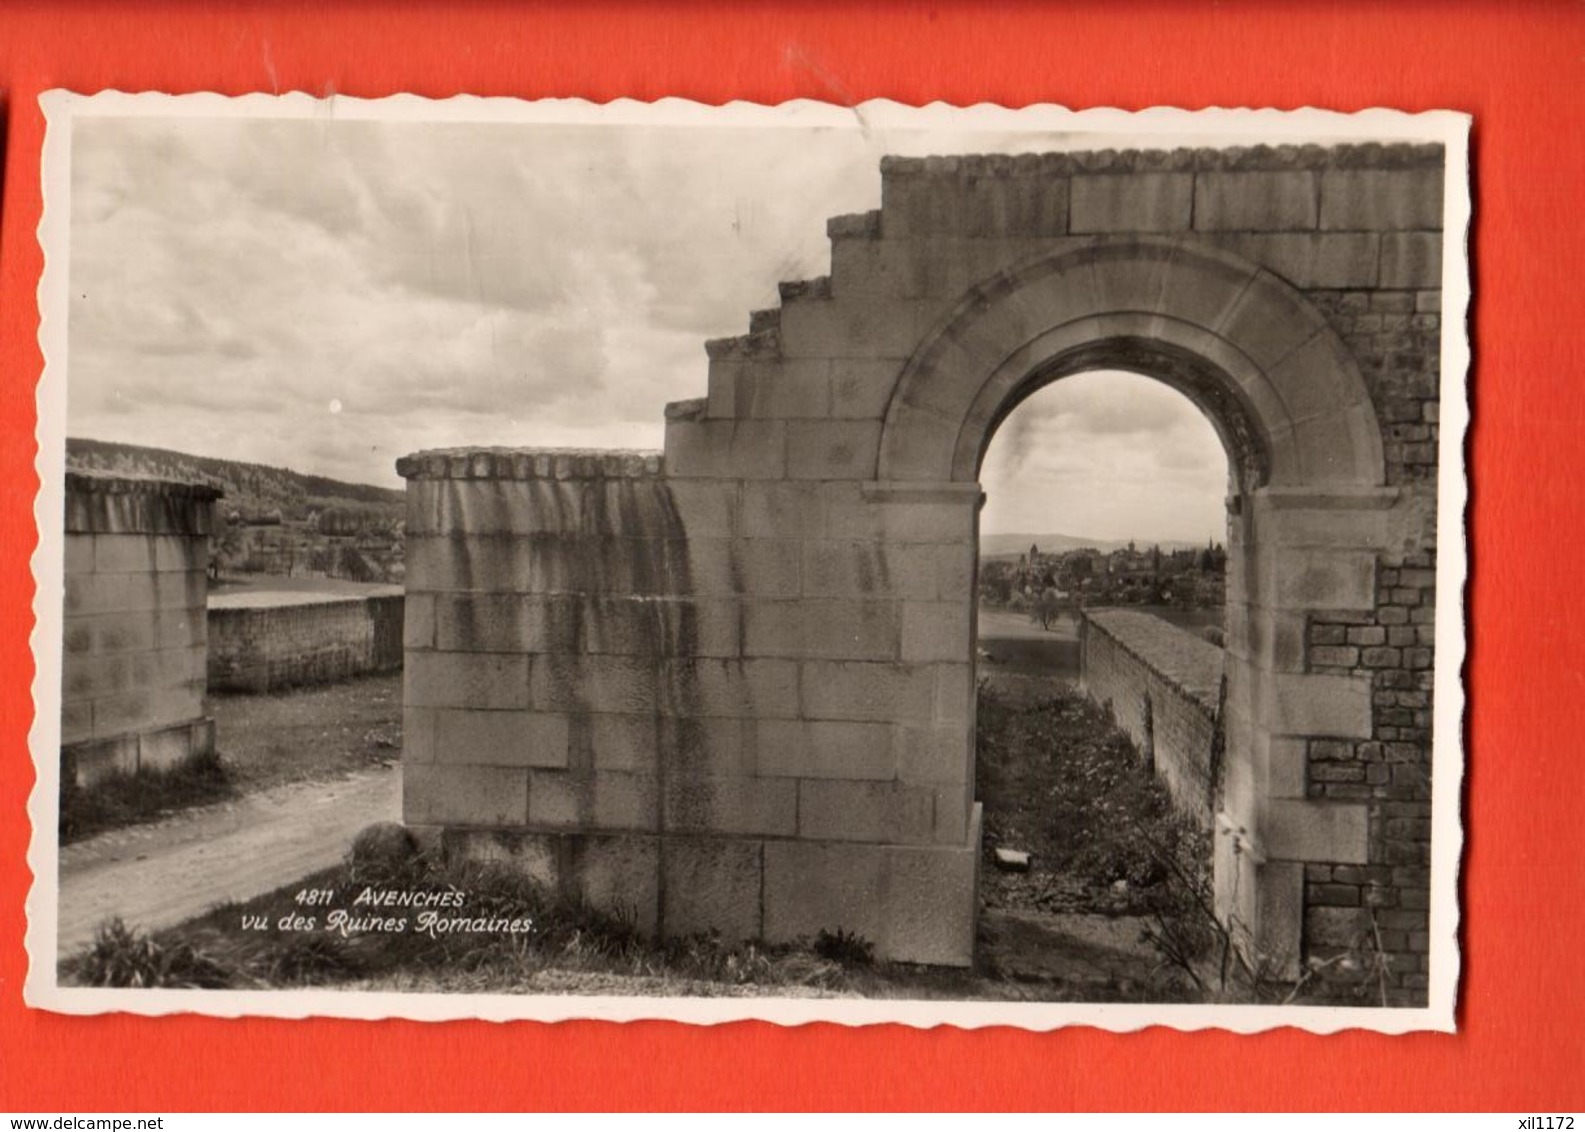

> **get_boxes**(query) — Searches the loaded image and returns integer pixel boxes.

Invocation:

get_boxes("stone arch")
[877,237,1386,491]
[875,237,1395,977]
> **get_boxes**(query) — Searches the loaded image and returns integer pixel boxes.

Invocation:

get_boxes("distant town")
[980,539,1228,634]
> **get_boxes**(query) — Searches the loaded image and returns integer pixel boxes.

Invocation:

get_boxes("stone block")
[1305,904,1372,951]
[763,839,887,946]
[785,421,883,481]
[66,734,140,787]
[800,660,936,723]
[661,837,764,940]
[755,718,896,780]
[60,700,93,745]
[884,832,978,965]
[151,607,202,650]
[900,601,971,663]
[779,297,928,360]
[528,769,659,831]
[528,654,656,715]
[662,657,801,719]
[64,574,130,617]
[662,480,739,539]
[433,594,578,654]
[1194,171,1318,231]
[63,653,132,701]
[403,763,528,826]
[93,534,157,574]
[1380,232,1443,288]
[1069,173,1193,233]
[894,723,969,785]
[664,419,787,479]
[661,717,755,778]
[586,713,661,773]
[154,570,207,610]
[1264,798,1371,864]
[1254,860,1305,980]
[64,534,94,575]
[932,785,971,844]
[1207,232,1379,288]
[742,599,900,661]
[154,536,203,573]
[831,359,905,419]
[663,774,797,837]
[138,721,199,773]
[567,833,661,935]
[800,540,938,601]
[405,651,530,711]
[1269,672,1374,738]
[935,663,973,724]
[404,594,436,649]
[1274,549,1377,611]
[580,596,741,659]
[936,544,976,603]
[827,495,975,544]
[1268,737,1308,799]
[403,706,438,764]
[797,779,936,844]
[686,538,802,599]
[432,709,570,768]
[1320,167,1444,231]
[737,481,827,540]
[734,360,833,419]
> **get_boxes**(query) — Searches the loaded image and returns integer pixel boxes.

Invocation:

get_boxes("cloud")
[979,371,1229,543]
[64,110,1241,510]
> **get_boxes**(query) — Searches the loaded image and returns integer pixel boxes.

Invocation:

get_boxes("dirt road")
[56,766,400,957]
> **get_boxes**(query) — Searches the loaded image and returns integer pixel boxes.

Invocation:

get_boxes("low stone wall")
[1079,609,1224,827]
[207,589,404,693]
[62,470,219,787]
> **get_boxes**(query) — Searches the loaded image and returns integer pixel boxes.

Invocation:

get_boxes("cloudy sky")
[66,108,1232,543]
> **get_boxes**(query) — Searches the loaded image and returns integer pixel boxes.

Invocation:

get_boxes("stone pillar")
[61,471,219,787]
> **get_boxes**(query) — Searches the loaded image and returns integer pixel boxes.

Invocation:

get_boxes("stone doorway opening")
[971,368,1233,994]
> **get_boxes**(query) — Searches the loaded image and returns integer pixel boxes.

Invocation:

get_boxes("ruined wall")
[402,144,1446,987]
[398,449,979,964]
[1079,609,1223,828]
[61,471,218,786]
[207,589,404,693]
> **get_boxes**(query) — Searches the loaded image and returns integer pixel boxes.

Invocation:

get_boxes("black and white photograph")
[27,95,1469,1031]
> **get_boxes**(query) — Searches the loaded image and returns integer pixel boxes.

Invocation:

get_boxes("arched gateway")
[399,145,1444,999]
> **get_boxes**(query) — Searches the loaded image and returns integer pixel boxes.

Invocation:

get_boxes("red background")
[0,1,1580,1112]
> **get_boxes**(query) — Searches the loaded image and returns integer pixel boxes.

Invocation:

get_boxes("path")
[56,766,400,956]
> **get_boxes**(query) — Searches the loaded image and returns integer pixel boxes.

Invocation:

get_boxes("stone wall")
[1079,609,1223,828]
[207,588,404,693]
[401,143,1446,988]
[398,448,980,965]
[61,471,219,786]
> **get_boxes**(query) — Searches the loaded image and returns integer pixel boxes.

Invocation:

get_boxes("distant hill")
[65,437,404,524]
[980,531,1208,558]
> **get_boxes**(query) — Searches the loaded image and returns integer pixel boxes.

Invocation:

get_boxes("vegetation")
[60,750,234,844]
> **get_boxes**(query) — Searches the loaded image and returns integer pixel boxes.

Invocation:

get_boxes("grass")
[975,677,1223,996]
[60,671,402,845]
[62,675,1225,1002]
[60,852,968,999]
[59,751,235,844]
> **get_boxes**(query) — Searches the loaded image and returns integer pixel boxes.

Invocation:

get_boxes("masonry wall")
[1080,610,1223,828]
[61,471,219,786]
[403,143,1445,987]
[398,449,980,965]
[208,590,404,693]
